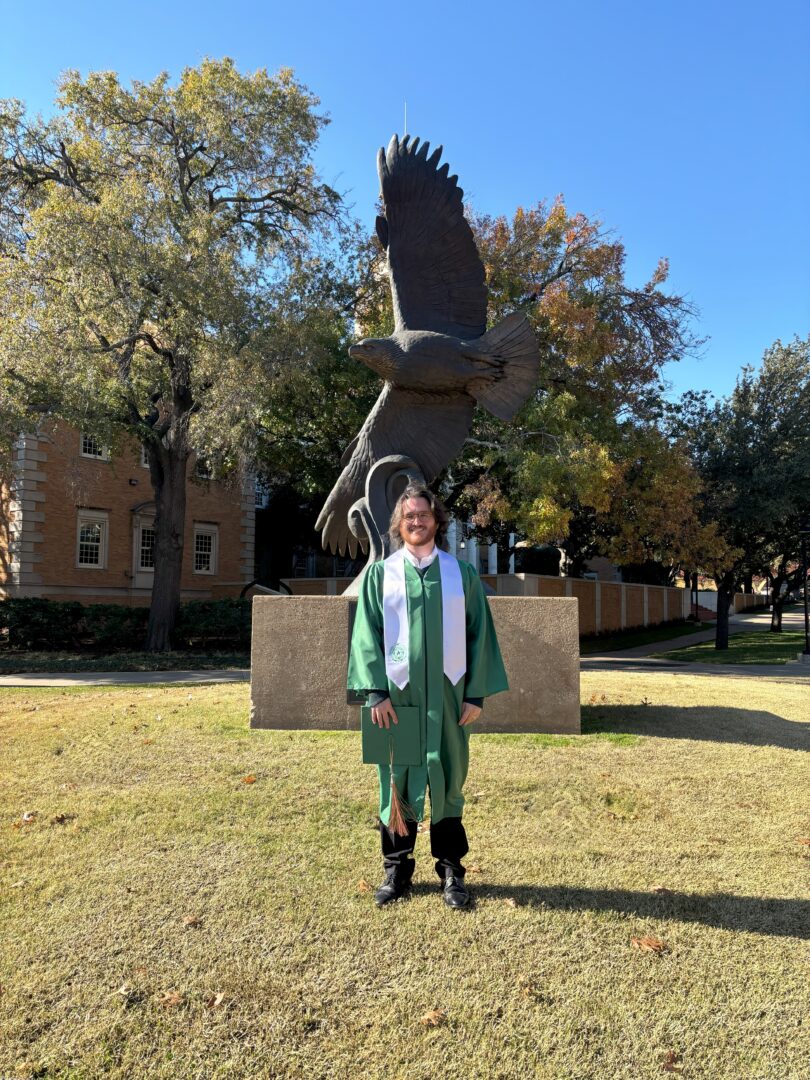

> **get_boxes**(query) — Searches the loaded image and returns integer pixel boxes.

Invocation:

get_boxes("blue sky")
[2,0,807,401]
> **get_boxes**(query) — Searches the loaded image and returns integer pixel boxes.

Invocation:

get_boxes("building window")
[255,476,271,509]
[193,525,218,574]
[80,434,110,460]
[194,456,213,480]
[76,511,109,569]
[139,525,156,570]
[140,445,150,468]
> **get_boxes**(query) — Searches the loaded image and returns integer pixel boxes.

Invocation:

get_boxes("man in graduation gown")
[347,484,509,908]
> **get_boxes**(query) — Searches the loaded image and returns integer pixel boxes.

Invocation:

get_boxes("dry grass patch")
[1,674,808,1079]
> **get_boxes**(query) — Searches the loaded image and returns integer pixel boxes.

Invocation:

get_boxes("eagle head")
[348,336,401,380]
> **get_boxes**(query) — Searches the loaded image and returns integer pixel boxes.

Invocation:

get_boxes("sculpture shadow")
[582,704,809,752]
[440,883,810,939]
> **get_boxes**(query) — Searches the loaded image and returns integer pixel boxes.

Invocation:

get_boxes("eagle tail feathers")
[468,313,539,421]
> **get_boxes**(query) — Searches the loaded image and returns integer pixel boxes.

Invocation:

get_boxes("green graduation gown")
[347,554,509,826]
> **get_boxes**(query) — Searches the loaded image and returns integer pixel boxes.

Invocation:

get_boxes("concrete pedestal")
[250,595,580,734]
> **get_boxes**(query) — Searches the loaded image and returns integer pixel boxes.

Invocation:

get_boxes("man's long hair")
[388,484,450,552]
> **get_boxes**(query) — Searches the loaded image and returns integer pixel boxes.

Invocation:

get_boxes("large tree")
[670,338,810,647]
[0,59,344,649]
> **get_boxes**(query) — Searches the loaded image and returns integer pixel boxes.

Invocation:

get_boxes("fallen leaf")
[206,992,226,1009]
[662,1049,683,1073]
[142,738,154,745]
[114,983,143,1005]
[651,886,674,895]
[182,914,203,928]
[50,814,75,826]
[796,837,810,846]
[242,775,257,785]
[468,864,483,874]
[357,879,373,893]
[155,714,163,721]
[10,879,26,888]
[419,1007,447,1027]
[159,991,184,1008]
[134,965,149,976]
[503,898,517,908]
[631,935,667,954]
[21,811,37,823]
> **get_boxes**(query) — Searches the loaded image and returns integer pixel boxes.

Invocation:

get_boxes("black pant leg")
[379,818,418,882]
[430,816,469,880]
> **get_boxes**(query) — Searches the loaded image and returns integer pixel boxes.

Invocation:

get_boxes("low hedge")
[0,597,251,651]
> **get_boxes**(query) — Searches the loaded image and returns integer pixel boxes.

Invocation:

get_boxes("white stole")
[382,547,466,690]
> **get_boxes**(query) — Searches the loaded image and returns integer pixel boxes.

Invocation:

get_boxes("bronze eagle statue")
[316,134,539,558]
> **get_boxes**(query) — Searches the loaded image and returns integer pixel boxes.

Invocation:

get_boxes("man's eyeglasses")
[403,512,434,523]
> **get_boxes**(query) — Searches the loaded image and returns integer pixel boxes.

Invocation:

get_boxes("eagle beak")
[348,342,368,359]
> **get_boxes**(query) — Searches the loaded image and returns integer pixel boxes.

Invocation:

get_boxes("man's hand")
[459,702,482,726]
[371,699,399,729]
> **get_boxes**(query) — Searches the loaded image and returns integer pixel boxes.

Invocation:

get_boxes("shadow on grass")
[408,882,809,938]
[581,705,810,751]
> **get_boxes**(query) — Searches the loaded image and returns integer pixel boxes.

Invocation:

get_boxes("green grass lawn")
[0,649,250,673]
[1,674,808,1079]
[652,630,806,665]
[579,620,713,654]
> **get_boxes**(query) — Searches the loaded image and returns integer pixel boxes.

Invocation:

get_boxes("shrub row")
[0,597,252,651]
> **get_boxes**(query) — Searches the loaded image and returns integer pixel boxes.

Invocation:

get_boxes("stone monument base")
[250,595,580,734]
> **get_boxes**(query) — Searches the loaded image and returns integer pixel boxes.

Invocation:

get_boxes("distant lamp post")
[800,518,810,656]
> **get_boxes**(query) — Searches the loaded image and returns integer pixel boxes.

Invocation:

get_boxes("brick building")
[0,420,255,606]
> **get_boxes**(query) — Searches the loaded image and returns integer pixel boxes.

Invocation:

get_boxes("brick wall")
[0,420,254,605]
[277,571,695,637]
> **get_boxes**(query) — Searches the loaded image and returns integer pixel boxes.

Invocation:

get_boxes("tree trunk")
[715,584,734,650]
[145,443,190,652]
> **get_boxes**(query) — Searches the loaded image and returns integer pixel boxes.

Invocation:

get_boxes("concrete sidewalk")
[590,607,804,658]
[582,606,810,680]
[581,656,810,681]
[0,669,250,687]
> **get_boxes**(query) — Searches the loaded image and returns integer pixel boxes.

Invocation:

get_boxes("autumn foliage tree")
[426,200,706,579]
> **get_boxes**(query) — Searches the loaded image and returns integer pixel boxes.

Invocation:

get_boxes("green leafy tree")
[670,338,810,648]
[0,59,344,649]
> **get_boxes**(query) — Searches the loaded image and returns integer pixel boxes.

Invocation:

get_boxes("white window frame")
[138,521,156,571]
[140,444,150,468]
[193,524,218,575]
[76,510,109,570]
[80,433,110,461]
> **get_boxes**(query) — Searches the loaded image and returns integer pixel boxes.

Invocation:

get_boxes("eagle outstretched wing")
[376,134,487,339]
[314,384,474,556]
